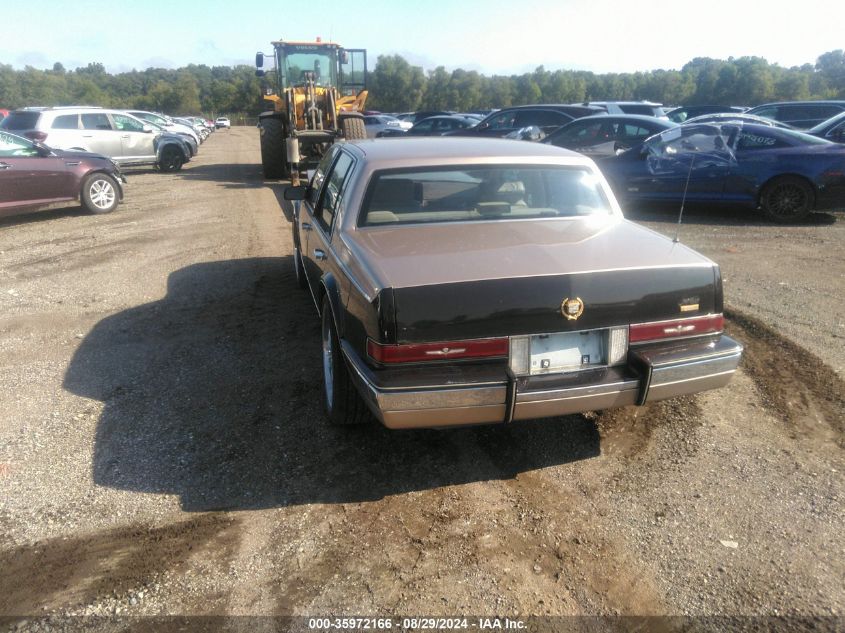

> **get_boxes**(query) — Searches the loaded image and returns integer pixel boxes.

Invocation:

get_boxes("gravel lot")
[0,128,842,631]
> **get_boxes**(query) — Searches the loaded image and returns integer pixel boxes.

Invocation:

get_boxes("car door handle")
[121,135,130,139]
[313,249,328,261]
[82,134,94,138]
[301,222,312,231]
[0,162,11,170]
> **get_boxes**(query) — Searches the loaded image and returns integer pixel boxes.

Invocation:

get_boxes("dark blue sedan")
[596,122,845,222]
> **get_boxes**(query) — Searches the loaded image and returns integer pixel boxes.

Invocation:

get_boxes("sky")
[2,0,842,75]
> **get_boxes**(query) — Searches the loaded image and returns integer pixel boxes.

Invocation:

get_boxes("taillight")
[24,131,48,143]
[367,337,508,364]
[629,314,724,344]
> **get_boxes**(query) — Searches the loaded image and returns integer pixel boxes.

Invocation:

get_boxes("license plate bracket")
[528,330,607,375]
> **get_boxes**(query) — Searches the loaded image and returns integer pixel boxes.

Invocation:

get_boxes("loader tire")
[259,117,290,179]
[340,117,367,141]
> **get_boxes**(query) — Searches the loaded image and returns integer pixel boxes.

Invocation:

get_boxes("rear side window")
[317,152,354,232]
[52,114,79,129]
[81,113,112,130]
[0,111,41,130]
[359,165,612,226]
[308,145,339,206]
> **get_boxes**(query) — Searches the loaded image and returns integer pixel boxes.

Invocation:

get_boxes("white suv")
[215,116,231,129]
[0,107,191,171]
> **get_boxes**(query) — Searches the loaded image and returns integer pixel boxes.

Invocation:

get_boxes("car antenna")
[674,153,695,244]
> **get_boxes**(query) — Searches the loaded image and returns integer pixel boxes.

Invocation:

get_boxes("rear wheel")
[158,146,184,172]
[259,117,290,179]
[81,173,119,214]
[321,297,370,426]
[340,116,367,140]
[761,176,813,223]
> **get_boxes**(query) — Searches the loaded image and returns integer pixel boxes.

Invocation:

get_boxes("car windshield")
[359,166,613,226]
[283,48,337,87]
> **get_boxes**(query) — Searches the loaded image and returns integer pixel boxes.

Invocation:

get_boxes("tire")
[340,116,367,140]
[80,173,120,214]
[761,176,814,223]
[321,297,370,426]
[259,117,290,179]
[293,246,307,289]
[158,146,184,172]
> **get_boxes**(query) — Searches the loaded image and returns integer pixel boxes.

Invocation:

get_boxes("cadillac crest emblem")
[561,297,584,320]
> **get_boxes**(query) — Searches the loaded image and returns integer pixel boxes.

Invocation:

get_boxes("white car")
[126,110,201,145]
[216,117,231,129]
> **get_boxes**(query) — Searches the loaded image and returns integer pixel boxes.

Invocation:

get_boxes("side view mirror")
[142,124,154,133]
[255,52,264,68]
[284,185,308,201]
[255,69,265,78]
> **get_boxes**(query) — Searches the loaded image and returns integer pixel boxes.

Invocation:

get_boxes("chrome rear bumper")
[341,335,742,430]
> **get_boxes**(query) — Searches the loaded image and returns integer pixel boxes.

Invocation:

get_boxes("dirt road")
[0,128,842,630]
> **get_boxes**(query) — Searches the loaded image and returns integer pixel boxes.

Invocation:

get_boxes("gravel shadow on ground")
[64,257,601,512]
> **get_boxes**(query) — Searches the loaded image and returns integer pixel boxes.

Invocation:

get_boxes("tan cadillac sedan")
[284,137,742,429]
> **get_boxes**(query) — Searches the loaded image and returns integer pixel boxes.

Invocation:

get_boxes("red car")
[0,130,125,218]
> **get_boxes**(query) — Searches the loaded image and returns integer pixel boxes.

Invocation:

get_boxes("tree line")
[368,50,845,112]
[0,62,263,116]
[2,51,845,116]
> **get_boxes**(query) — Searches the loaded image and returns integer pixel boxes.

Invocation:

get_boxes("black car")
[807,111,845,143]
[746,101,845,130]
[377,115,476,138]
[396,110,453,125]
[666,105,746,123]
[541,114,676,158]
[446,104,603,138]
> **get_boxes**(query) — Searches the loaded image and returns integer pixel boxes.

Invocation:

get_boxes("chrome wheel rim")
[769,183,807,218]
[322,312,334,411]
[89,179,115,209]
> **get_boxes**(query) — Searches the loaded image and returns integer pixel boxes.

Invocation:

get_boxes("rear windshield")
[0,111,40,130]
[359,165,612,226]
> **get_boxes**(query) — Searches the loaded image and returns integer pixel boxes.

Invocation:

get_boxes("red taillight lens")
[24,131,48,143]
[367,337,508,364]
[629,314,724,344]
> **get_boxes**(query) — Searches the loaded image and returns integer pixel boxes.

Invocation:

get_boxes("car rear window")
[0,111,41,130]
[359,166,612,226]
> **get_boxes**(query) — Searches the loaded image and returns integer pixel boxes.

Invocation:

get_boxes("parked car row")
[0,106,224,220]
[0,107,218,173]
[367,101,845,223]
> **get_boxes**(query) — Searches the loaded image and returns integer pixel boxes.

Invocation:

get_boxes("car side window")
[562,122,602,144]
[623,124,652,141]
[81,113,112,131]
[0,132,38,157]
[317,152,354,233]
[111,114,145,132]
[52,115,79,130]
[413,119,435,132]
[308,145,340,207]
[515,110,569,127]
[485,110,517,130]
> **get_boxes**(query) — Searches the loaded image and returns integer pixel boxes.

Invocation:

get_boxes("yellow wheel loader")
[255,39,368,182]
